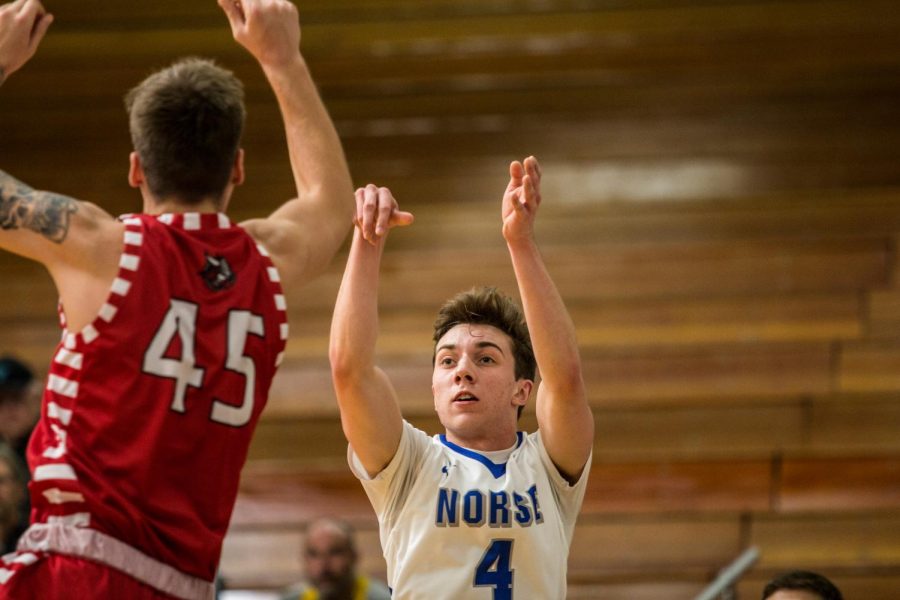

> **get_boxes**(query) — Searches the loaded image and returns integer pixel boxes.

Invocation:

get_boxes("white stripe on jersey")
[47,374,78,398]
[47,402,73,425]
[184,213,201,230]
[54,348,83,369]
[110,277,132,296]
[34,463,78,481]
[47,513,90,528]
[98,303,118,323]
[119,253,140,271]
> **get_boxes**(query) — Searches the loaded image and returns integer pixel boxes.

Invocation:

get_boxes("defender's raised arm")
[221,0,356,298]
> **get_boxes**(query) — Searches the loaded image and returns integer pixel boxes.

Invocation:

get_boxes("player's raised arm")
[1,0,123,320]
[0,0,52,87]
[219,0,356,298]
[329,185,413,477]
[502,156,593,483]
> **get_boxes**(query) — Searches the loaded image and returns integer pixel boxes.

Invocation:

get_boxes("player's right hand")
[0,0,53,84]
[217,0,300,69]
[354,185,415,244]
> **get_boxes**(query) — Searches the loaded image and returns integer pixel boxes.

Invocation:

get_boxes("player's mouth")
[453,392,479,403]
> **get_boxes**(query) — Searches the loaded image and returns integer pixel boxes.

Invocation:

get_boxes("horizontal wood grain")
[839,341,900,392]
[749,510,900,569]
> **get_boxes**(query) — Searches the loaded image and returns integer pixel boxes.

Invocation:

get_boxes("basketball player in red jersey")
[0,1,379,598]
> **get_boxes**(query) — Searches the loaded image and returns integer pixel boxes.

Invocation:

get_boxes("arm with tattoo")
[0,169,78,243]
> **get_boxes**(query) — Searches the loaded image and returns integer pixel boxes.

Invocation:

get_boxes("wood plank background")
[2,1,900,597]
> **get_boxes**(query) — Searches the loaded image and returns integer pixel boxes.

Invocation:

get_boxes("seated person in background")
[0,356,39,464]
[762,570,844,600]
[0,444,27,554]
[279,517,390,600]
[0,356,38,551]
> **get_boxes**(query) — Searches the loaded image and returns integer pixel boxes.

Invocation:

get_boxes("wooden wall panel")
[750,511,900,569]
[840,341,900,392]
[568,514,743,575]
[779,456,900,512]
[584,460,771,514]
[868,290,900,337]
[808,397,900,453]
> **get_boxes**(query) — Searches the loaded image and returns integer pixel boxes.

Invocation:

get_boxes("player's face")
[432,323,531,449]
[304,528,356,595]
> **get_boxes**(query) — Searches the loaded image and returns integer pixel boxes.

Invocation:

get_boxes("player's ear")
[128,152,144,188]
[231,148,245,186]
[512,379,533,406]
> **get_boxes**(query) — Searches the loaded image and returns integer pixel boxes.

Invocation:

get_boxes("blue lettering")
[489,491,511,527]
[527,484,543,524]
[513,492,532,526]
[463,490,485,526]
[435,485,543,528]
[436,488,459,526]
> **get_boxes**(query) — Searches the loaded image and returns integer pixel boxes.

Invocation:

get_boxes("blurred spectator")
[0,356,39,460]
[279,517,390,600]
[0,443,26,554]
[0,356,37,552]
[762,570,844,600]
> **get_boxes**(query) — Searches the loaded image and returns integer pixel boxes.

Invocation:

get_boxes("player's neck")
[143,195,226,215]
[444,430,519,453]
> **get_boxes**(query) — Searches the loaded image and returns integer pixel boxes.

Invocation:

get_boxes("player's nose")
[453,355,475,382]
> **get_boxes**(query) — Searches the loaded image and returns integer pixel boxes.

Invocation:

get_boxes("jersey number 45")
[143,300,265,428]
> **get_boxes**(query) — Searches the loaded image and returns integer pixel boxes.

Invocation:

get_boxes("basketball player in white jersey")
[330,157,594,598]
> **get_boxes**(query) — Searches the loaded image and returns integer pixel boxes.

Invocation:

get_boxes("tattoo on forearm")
[0,170,79,243]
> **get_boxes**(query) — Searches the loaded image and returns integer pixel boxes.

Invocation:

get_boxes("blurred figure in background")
[762,570,844,600]
[0,356,38,552]
[0,356,39,463]
[0,444,27,554]
[279,517,390,600]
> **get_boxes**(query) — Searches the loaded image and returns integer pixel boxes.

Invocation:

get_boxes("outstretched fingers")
[217,0,246,25]
[506,160,524,194]
[26,1,51,49]
[354,185,413,244]
[522,157,542,210]
[523,155,542,181]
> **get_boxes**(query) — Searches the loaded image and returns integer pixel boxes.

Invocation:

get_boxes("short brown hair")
[762,571,843,600]
[432,287,536,382]
[125,58,245,204]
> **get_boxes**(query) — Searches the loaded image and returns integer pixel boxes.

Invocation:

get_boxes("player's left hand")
[502,155,542,244]
[218,0,300,69]
[0,0,53,85]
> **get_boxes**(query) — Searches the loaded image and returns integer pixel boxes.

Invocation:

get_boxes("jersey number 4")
[142,300,264,427]
[474,539,514,600]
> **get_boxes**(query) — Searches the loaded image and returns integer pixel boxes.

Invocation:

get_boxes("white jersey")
[349,421,591,599]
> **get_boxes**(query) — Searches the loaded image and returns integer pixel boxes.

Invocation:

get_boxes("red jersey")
[20,213,287,598]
